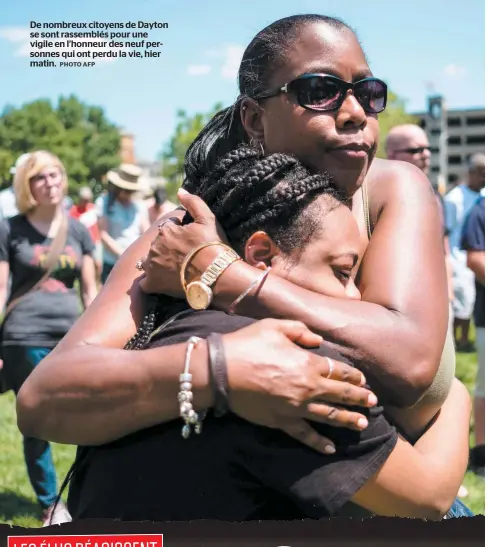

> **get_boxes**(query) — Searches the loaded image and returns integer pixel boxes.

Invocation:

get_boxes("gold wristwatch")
[185,247,241,310]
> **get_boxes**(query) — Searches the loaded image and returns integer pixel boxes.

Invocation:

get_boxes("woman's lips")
[330,148,369,159]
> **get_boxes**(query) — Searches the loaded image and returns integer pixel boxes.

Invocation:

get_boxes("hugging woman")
[60,147,470,521]
[17,14,471,519]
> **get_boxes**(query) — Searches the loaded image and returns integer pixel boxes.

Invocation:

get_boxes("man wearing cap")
[96,164,150,283]
[445,153,485,351]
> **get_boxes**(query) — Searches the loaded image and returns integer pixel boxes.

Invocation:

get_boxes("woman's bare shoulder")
[366,157,436,211]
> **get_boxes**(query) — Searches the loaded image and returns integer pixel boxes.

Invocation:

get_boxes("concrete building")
[413,96,485,190]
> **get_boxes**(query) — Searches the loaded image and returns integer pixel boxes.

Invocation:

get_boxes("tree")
[160,103,223,200]
[377,90,419,158]
[0,95,121,196]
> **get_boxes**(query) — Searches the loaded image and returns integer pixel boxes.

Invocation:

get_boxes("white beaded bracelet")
[179,336,207,439]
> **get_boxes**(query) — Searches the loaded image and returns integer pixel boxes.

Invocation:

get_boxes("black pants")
[101,262,114,284]
[2,344,58,508]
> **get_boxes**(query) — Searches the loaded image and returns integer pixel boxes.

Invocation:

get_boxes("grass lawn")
[0,339,485,527]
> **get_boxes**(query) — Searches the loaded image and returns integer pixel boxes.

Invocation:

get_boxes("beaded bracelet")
[179,336,207,439]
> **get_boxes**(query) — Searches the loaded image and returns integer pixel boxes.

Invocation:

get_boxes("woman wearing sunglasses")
[18,14,463,513]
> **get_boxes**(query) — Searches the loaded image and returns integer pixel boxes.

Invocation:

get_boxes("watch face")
[186,282,213,310]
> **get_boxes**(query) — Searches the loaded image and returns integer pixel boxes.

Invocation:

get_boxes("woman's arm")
[444,236,454,301]
[98,216,124,258]
[139,206,151,234]
[467,250,485,284]
[18,315,374,449]
[224,161,446,406]
[0,261,10,312]
[352,378,471,519]
[141,166,447,407]
[17,211,374,449]
[80,254,98,309]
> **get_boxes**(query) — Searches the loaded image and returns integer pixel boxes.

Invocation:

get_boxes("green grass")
[0,341,485,527]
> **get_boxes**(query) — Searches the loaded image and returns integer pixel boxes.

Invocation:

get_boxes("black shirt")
[68,308,398,521]
[0,215,95,346]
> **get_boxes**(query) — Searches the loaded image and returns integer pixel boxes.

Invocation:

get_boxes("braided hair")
[188,145,345,256]
[125,145,345,352]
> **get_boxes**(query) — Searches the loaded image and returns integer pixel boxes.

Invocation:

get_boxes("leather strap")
[4,213,69,318]
[207,332,229,417]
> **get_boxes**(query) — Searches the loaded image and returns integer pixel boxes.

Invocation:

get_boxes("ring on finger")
[158,218,177,230]
[326,357,334,379]
[135,259,145,271]
[158,216,183,230]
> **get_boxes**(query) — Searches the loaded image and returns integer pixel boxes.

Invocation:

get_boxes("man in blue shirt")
[445,153,485,351]
[461,196,485,475]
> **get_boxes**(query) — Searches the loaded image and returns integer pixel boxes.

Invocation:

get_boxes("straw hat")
[106,164,143,191]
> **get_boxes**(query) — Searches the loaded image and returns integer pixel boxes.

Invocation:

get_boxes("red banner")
[8,536,163,547]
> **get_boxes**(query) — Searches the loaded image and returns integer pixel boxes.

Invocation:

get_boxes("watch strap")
[180,241,225,291]
[199,248,241,288]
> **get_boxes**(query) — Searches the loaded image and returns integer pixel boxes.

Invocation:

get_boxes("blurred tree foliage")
[0,95,121,196]
[160,103,222,201]
[377,90,419,157]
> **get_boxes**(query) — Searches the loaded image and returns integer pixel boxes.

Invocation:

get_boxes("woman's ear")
[244,231,279,268]
[241,99,265,143]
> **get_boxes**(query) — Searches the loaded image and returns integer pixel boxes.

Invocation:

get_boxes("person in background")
[70,187,102,280]
[445,153,485,352]
[386,124,454,321]
[147,186,176,224]
[0,153,30,221]
[96,164,150,284]
[0,150,98,525]
[461,196,485,476]
[1,154,75,221]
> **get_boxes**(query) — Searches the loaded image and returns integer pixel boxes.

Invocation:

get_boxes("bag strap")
[4,214,69,317]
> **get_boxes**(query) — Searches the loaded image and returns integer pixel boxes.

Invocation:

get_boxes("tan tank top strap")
[362,180,372,240]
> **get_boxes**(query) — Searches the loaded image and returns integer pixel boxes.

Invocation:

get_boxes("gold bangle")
[180,242,228,291]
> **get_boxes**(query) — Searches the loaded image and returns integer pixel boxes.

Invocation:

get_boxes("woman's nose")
[346,282,361,300]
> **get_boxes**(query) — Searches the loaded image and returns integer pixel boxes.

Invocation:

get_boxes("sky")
[0,0,485,162]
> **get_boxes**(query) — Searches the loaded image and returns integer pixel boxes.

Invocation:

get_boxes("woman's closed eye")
[333,266,352,285]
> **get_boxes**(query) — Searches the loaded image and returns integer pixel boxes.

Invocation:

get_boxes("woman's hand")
[140,189,227,296]
[223,319,377,454]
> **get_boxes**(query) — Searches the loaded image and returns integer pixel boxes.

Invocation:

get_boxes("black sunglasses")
[396,146,432,155]
[253,73,388,114]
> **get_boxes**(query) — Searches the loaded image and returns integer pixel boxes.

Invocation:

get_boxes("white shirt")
[0,187,18,220]
[445,184,484,261]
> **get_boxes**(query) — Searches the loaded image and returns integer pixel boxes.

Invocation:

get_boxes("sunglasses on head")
[253,73,388,114]
[396,146,432,155]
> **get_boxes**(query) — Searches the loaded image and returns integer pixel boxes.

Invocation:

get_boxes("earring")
[250,138,265,156]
